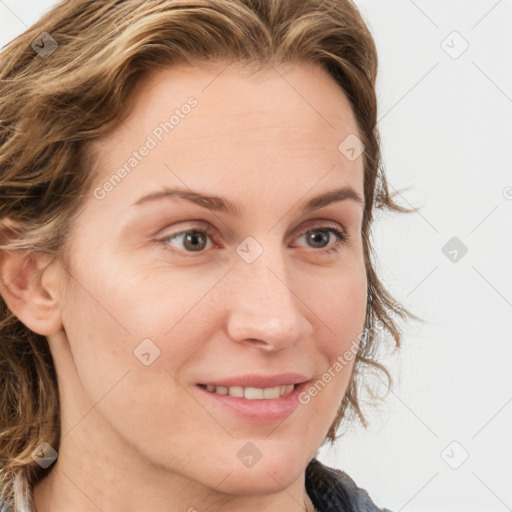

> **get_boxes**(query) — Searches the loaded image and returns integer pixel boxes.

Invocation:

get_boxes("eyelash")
[157,223,350,257]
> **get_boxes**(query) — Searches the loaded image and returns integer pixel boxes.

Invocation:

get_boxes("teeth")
[245,387,263,399]
[229,386,244,398]
[215,386,228,395]
[205,384,295,399]
[263,387,280,399]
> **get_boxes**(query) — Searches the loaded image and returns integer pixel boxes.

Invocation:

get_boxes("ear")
[0,221,64,336]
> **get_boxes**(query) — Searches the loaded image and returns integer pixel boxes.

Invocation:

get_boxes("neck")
[305,494,318,512]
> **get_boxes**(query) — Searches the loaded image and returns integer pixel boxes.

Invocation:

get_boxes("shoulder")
[305,458,394,512]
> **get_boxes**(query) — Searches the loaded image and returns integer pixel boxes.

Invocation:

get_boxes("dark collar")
[305,458,392,512]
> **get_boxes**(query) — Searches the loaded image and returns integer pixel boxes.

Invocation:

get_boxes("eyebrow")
[131,185,364,215]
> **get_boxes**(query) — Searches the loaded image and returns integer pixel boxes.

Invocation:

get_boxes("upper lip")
[198,373,311,388]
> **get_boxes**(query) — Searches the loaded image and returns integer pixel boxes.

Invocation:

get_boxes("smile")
[199,384,295,399]
[195,375,312,424]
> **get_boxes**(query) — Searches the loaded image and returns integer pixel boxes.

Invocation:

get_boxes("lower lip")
[196,382,309,424]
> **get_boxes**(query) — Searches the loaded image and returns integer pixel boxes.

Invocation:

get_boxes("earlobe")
[0,248,64,336]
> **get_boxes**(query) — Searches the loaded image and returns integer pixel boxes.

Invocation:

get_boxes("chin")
[213,464,303,496]
[207,442,310,495]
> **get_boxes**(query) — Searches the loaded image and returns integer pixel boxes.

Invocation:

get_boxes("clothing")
[306,458,393,512]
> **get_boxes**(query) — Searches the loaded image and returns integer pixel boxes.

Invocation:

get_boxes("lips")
[195,373,311,424]
[197,372,310,389]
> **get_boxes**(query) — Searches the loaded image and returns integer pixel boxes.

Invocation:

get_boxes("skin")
[1,60,367,512]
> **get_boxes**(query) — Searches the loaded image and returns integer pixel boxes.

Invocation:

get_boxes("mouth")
[197,383,296,399]
[195,374,311,424]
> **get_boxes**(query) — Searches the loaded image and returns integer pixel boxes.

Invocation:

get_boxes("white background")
[1,1,511,511]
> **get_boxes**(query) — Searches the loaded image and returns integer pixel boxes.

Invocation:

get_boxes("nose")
[224,245,313,352]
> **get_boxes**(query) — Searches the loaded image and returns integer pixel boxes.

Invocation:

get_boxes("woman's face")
[50,61,367,495]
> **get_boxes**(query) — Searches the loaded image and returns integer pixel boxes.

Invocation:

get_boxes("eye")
[159,226,216,254]
[294,226,349,254]
[157,223,350,256]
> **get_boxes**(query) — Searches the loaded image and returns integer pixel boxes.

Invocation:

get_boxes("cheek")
[57,262,258,473]
[58,253,221,395]
[59,276,134,396]
[58,267,207,450]
[298,265,367,410]
[302,261,367,359]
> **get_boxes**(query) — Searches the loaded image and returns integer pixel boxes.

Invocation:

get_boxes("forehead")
[87,60,364,211]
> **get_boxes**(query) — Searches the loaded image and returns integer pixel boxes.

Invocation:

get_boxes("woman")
[0,1,420,511]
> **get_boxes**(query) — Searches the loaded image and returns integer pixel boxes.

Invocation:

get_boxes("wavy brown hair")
[0,0,421,509]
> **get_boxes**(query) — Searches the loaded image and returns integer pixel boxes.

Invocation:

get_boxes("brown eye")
[161,228,215,254]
